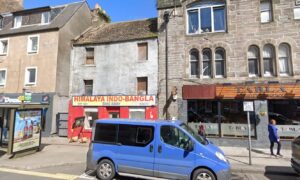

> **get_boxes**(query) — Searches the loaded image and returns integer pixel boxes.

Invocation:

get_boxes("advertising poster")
[12,109,42,153]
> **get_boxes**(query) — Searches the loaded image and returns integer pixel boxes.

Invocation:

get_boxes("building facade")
[69,18,159,139]
[0,0,23,13]
[0,2,92,139]
[157,0,300,147]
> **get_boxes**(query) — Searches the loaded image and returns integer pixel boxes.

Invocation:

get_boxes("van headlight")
[215,152,227,162]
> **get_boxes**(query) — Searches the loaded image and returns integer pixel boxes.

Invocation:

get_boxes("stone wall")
[0,0,23,13]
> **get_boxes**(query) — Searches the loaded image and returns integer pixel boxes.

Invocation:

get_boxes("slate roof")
[0,1,85,37]
[74,18,158,45]
[157,0,181,9]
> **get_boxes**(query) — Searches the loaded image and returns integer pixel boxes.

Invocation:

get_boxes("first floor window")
[0,70,6,86]
[137,77,148,95]
[0,39,8,55]
[84,80,93,95]
[278,43,291,75]
[263,44,275,76]
[190,49,199,76]
[138,43,148,60]
[215,48,225,77]
[248,45,260,76]
[25,68,37,85]
[202,49,212,78]
[85,47,94,65]
[27,35,39,54]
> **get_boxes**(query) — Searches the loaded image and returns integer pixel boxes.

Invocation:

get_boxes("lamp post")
[164,11,169,120]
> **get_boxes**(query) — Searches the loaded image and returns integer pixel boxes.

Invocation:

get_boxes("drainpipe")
[164,11,170,120]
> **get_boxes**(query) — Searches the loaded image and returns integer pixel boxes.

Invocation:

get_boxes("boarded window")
[138,43,148,60]
[137,77,148,95]
[86,48,94,64]
[84,80,93,95]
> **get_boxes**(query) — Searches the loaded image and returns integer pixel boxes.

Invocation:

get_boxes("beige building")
[157,0,300,147]
[0,1,92,137]
[0,0,23,13]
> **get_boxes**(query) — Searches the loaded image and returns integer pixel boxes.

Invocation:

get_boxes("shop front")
[183,84,300,147]
[68,95,158,140]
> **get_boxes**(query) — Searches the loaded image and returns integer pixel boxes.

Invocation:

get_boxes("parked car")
[269,112,300,125]
[86,119,231,180]
[292,136,300,174]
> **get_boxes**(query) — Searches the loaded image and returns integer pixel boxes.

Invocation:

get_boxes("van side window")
[118,125,153,147]
[161,126,191,149]
[94,124,117,144]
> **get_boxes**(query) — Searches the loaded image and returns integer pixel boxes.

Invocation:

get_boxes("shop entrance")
[108,107,120,119]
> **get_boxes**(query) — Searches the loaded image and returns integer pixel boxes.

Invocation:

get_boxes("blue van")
[86,119,231,180]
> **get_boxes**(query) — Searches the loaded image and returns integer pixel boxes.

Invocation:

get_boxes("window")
[94,123,117,143]
[0,39,8,55]
[138,43,148,60]
[13,16,22,28]
[118,125,154,147]
[0,16,3,29]
[278,43,292,76]
[294,6,300,19]
[187,1,226,34]
[202,49,212,78]
[215,48,225,77]
[27,35,39,54]
[260,0,272,23]
[25,67,37,85]
[84,80,93,95]
[248,45,260,76]
[85,47,94,64]
[0,69,7,86]
[41,12,50,24]
[190,49,199,77]
[263,44,275,76]
[160,126,191,149]
[84,108,98,129]
[129,107,145,119]
[137,77,147,95]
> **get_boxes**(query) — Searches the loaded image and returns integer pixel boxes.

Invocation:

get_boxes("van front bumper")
[216,168,231,180]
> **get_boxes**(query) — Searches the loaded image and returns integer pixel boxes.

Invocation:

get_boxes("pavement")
[0,136,295,175]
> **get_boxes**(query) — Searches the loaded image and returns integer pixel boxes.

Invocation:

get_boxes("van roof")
[95,119,183,125]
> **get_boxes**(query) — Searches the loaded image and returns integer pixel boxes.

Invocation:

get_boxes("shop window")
[94,123,117,143]
[260,0,273,23]
[190,49,199,77]
[137,77,148,95]
[187,0,226,34]
[263,44,276,76]
[84,108,98,129]
[138,43,148,60]
[0,69,6,86]
[248,45,260,77]
[0,39,8,56]
[109,112,119,118]
[202,49,212,78]
[84,80,93,95]
[278,43,292,76]
[25,67,37,85]
[129,107,145,119]
[118,125,153,147]
[85,47,94,65]
[215,48,226,78]
[27,35,39,54]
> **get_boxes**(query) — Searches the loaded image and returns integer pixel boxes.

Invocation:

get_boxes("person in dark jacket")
[268,119,282,157]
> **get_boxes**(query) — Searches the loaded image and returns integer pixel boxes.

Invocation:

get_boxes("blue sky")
[24,0,157,22]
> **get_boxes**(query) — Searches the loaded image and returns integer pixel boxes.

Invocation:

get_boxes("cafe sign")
[72,95,156,107]
[216,84,300,99]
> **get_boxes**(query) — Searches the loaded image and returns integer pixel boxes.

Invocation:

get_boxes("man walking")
[268,119,282,157]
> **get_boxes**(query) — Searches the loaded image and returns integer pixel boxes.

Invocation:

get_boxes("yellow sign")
[72,95,156,107]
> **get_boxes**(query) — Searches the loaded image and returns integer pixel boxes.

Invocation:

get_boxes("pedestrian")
[268,119,282,157]
[198,123,206,138]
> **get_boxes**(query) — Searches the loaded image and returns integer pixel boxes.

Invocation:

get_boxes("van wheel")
[193,168,216,180]
[96,159,115,180]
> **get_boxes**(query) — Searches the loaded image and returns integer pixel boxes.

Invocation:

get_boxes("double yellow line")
[0,167,78,180]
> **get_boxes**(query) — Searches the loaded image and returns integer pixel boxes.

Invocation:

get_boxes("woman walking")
[268,119,282,157]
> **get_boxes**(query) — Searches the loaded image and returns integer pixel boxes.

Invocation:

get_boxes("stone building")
[0,0,23,13]
[0,1,92,139]
[68,18,158,139]
[157,0,300,147]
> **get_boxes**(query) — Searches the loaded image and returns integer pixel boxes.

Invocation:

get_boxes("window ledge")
[0,54,7,56]
[186,31,227,37]
[82,64,96,67]
[25,83,36,87]
[27,52,38,55]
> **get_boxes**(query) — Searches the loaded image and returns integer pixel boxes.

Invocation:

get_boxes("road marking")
[78,173,96,179]
[0,167,78,180]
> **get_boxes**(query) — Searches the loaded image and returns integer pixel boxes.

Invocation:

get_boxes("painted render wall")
[70,38,158,96]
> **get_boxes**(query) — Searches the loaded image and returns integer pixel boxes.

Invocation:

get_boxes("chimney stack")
[91,3,110,27]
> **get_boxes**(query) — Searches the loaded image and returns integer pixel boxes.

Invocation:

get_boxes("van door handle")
[150,144,153,152]
[158,145,162,153]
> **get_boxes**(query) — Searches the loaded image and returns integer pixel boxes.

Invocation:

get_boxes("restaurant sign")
[72,95,156,107]
[216,84,300,99]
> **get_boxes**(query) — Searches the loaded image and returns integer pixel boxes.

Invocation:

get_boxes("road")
[0,163,299,180]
